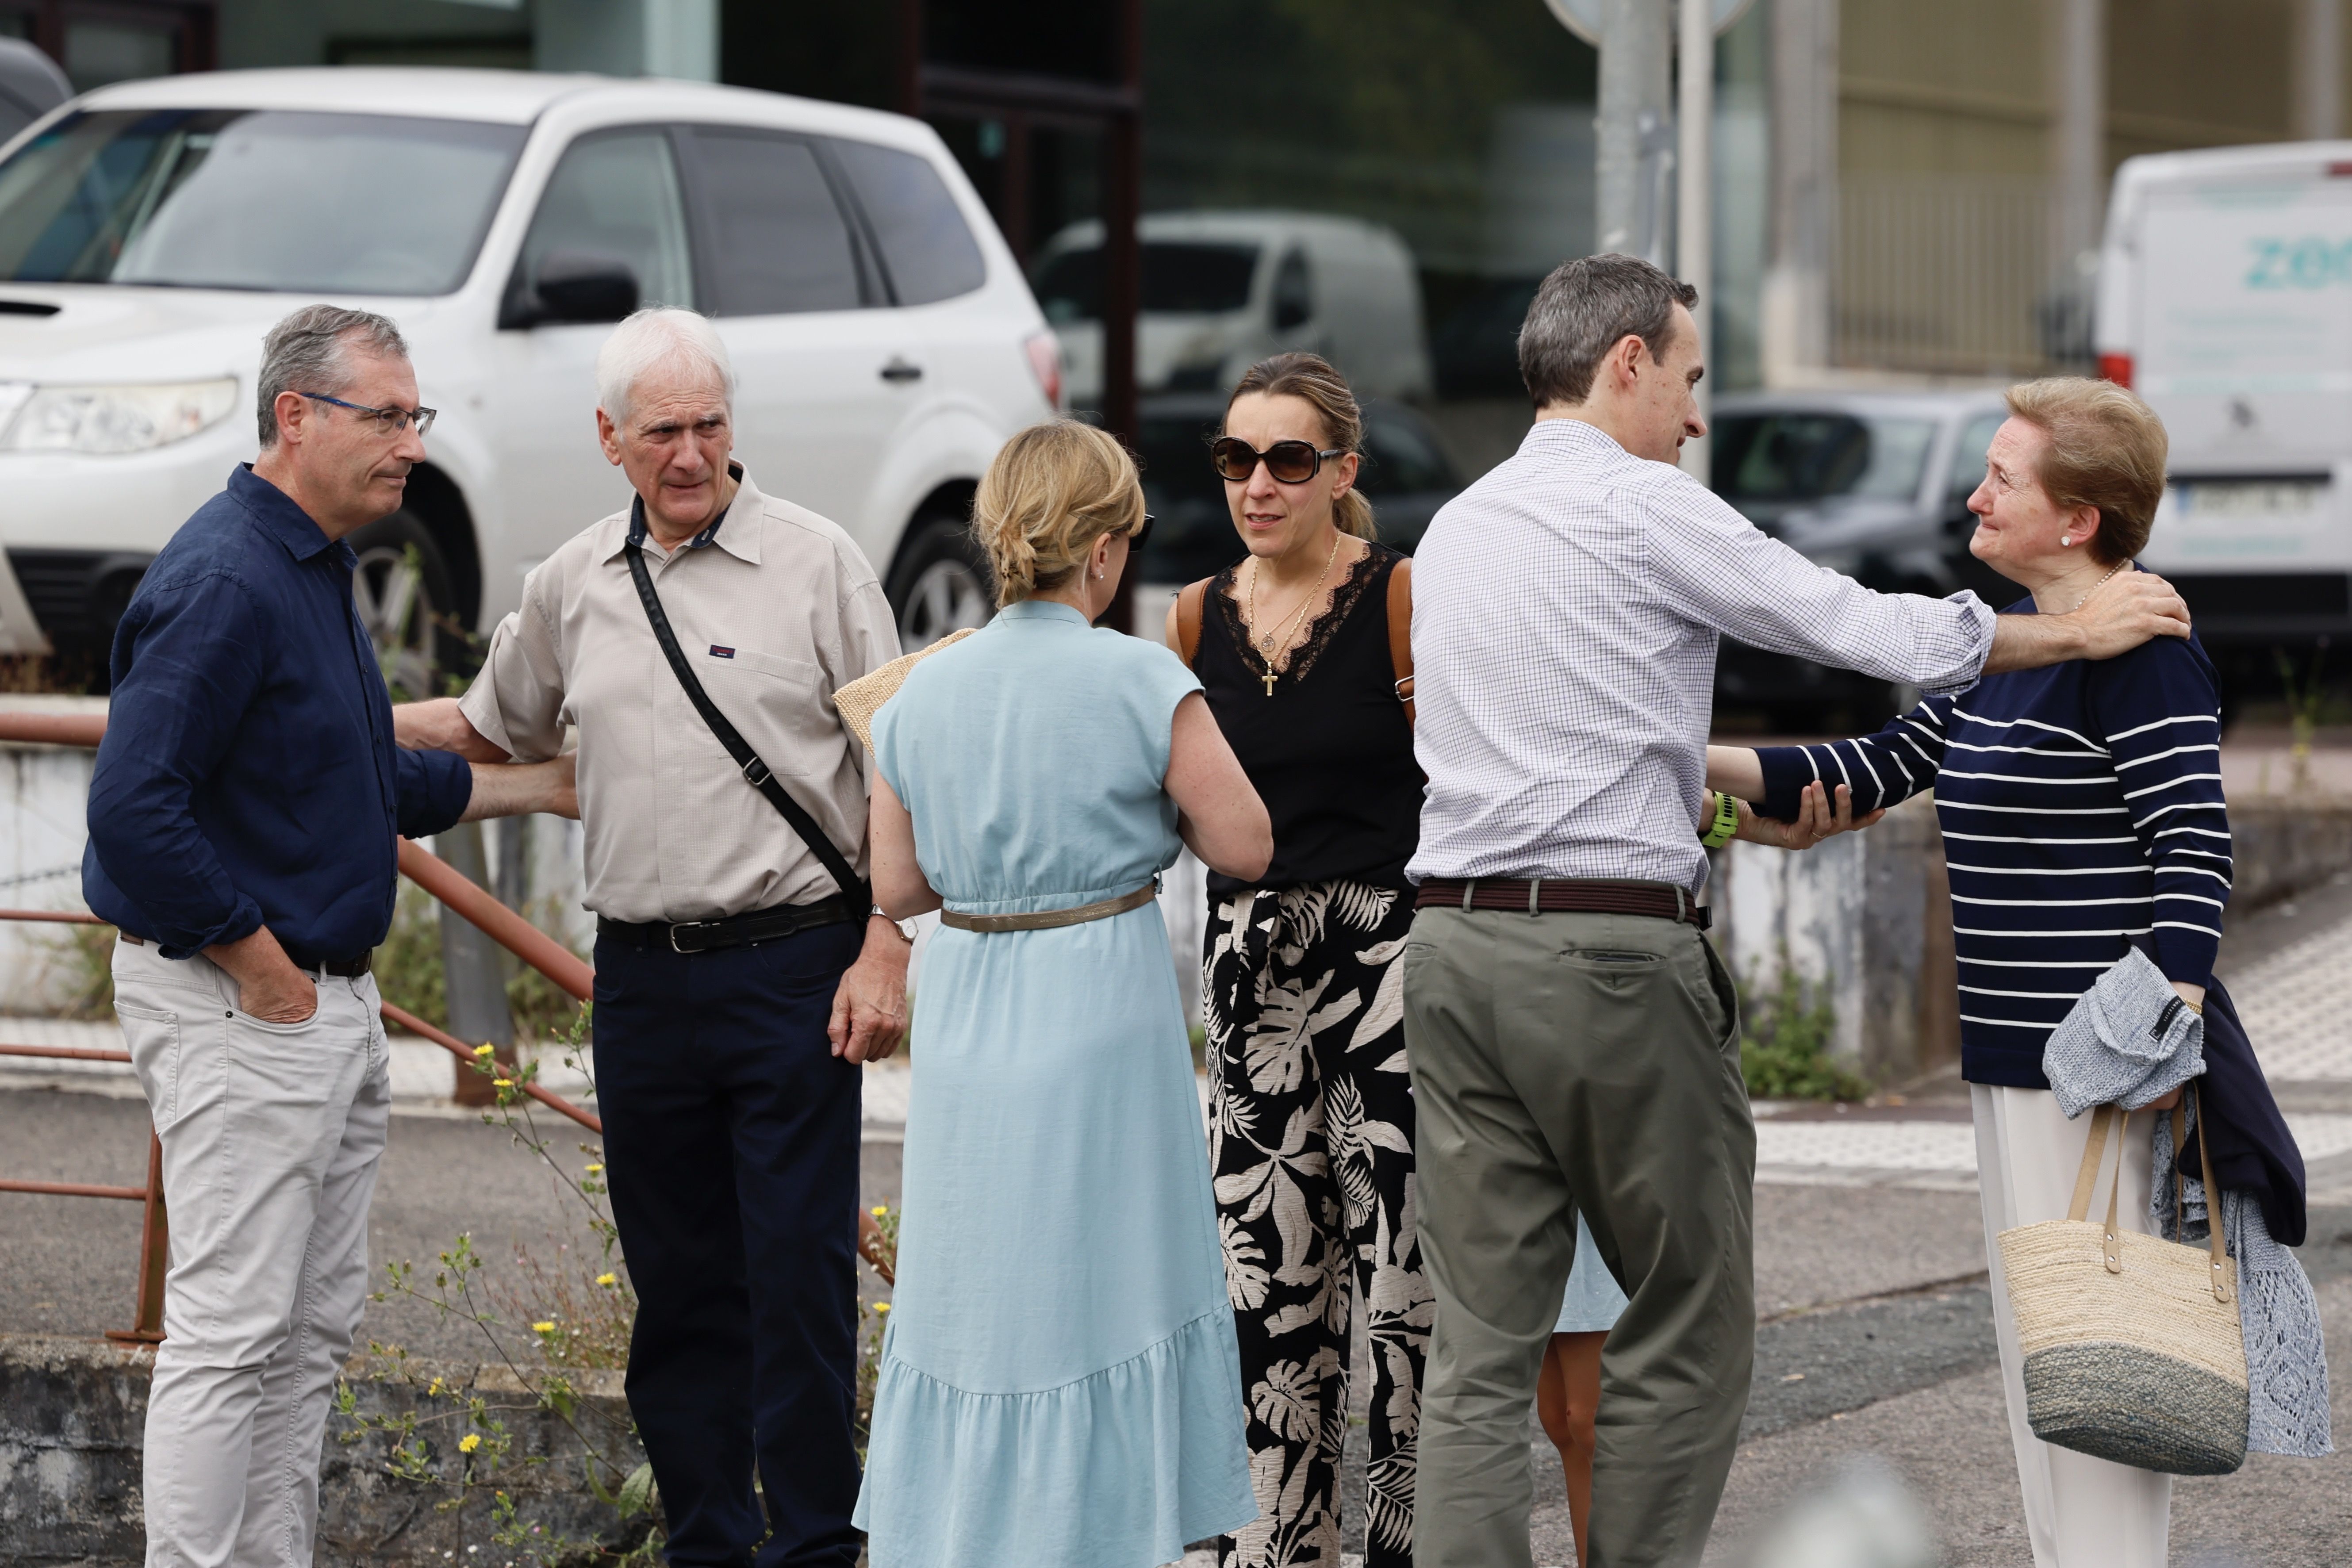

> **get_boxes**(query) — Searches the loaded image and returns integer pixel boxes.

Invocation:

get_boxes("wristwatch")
[872,907,919,943]
[1698,790,1740,849]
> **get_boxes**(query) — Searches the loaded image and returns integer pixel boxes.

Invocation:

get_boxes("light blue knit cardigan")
[2040,947,2332,1459]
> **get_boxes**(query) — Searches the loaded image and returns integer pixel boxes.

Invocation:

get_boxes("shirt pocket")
[700,647,829,775]
[703,646,820,686]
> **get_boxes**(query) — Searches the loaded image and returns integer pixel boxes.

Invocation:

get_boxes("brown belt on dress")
[938,881,1159,933]
[1413,877,1711,930]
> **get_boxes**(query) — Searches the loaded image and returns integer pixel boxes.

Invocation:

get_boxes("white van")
[0,68,1060,688]
[2096,143,2352,644]
[1032,210,1431,410]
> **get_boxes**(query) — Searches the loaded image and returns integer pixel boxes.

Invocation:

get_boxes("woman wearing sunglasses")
[1162,353,1427,1568]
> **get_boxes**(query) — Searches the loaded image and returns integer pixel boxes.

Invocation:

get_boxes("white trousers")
[1972,1083,2173,1568]
[114,939,391,1568]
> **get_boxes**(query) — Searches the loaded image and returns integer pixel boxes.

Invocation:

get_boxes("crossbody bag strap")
[623,538,867,906]
[1176,577,1209,669]
[1386,556,1415,725]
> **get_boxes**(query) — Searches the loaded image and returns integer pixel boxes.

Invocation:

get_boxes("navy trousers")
[593,920,865,1568]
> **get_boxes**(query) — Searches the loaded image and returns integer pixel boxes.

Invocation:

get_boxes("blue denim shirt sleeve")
[86,567,269,954]
[395,745,473,840]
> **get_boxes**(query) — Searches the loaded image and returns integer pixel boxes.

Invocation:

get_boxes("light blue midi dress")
[854,599,1258,1567]
[1555,1212,1630,1334]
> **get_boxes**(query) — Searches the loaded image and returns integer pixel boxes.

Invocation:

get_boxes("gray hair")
[596,308,735,426]
[257,304,409,446]
[1516,253,1700,409]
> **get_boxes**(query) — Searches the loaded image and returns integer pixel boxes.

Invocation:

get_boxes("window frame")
[497,121,698,330]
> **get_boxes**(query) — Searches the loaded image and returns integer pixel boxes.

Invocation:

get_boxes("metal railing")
[1835,172,2092,379]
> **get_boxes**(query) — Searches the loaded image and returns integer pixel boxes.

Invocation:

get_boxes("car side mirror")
[504,251,639,329]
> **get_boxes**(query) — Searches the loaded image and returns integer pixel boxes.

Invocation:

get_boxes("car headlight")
[0,378,239,454]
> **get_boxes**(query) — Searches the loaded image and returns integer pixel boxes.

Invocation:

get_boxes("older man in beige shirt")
[397,308,903,1567]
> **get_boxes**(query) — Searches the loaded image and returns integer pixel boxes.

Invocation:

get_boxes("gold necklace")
[2068,562,2126,613]
[1246,533,1343,696]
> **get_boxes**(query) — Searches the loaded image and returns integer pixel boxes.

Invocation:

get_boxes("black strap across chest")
[622,525,867,907]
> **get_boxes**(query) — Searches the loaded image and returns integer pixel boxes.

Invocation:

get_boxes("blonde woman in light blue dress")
[1538,1214,1630,1567]
[855,420,1271,1568]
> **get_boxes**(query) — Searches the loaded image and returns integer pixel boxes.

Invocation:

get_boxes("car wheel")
[345,510,456,702]
[886,516,994,648]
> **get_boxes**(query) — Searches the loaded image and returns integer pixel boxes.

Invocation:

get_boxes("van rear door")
[2135,169,2352,630]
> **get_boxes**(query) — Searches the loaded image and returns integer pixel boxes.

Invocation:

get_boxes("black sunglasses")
[1128,513,1155,552]
[1211,436,1344,485]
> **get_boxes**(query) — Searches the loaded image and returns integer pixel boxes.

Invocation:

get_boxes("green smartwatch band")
[1700,789,1740,849]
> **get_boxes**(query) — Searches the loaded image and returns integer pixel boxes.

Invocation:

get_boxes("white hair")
[595,308,736,426]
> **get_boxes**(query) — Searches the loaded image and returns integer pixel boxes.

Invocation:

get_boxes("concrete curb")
[0,1333,653,1565]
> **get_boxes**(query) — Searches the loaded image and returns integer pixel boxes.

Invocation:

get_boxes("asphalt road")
[7,1090,2348,1565]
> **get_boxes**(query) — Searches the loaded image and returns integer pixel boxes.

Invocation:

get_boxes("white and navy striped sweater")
[1755,619,2230,1088]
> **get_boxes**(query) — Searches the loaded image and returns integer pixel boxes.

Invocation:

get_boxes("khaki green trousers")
[1401,905,1754,1568]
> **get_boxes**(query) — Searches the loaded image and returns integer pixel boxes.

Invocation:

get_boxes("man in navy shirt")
[85,304,575,1568]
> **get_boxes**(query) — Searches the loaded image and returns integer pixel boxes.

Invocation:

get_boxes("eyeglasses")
[1210,436,1344,485]
[1129,513,1156,552]
[298,391,437,439]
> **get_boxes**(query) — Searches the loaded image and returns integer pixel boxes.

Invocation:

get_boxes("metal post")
[2049,0,2106,275]
[2298,0,2343,141]
[1597,0,1675,263]
[1763,0,1837,383]
[437,821,514,1105]
[1677,0,1714,483]
[106,1131,168,1345]
[1099,0,1145,633]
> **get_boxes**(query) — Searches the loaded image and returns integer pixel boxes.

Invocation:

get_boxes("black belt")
[598,893,863,955]
[283,947,374,978]
[1415,877,1711,930]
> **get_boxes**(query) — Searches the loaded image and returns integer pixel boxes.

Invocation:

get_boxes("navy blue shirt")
[83,466,472,962]
[1755,590,2229,1089]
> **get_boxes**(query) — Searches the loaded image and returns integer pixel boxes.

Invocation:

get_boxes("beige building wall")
[1816,0,2326,378]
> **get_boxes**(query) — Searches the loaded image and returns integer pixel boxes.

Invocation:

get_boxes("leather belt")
[940,881,1158,933]
[122,932,375,976]
[1414,877,1711,930]
[599,893,863,954]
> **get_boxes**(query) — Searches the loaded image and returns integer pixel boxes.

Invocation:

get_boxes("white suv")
[0,68,1058,691]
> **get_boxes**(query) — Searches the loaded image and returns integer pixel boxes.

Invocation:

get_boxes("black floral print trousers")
[1205,880,1429,1568]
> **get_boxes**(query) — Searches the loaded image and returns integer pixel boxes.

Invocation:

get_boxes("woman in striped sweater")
[1710,377,2223,1568]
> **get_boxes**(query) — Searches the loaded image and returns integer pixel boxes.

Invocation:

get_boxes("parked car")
[1127,391,1461,588]
[2097,141,2352,657]
[0,68,1061,689]
[1033,211,1431,413]
[1707,387,2012,728]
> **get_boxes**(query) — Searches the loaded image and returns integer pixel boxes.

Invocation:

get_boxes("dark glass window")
[0,108,523,293]
[1948,412,2006,505]
[517,129,694,310]
[1358,403,1455,495]
[1033,240,1261,323]
[1711,413,1938,506]
[1270,247,1312,330]
[831,137,984,306]
[684,129,861,315]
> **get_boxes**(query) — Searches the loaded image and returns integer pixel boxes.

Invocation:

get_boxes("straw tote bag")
[1995,1090,2248,1475]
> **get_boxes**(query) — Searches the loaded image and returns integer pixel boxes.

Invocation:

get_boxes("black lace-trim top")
[1197,543,1423,893]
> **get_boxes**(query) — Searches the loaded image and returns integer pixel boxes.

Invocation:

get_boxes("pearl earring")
[2061,536,2073,546]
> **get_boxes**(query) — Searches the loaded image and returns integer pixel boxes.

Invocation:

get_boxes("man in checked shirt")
[1399,253,2194,1568]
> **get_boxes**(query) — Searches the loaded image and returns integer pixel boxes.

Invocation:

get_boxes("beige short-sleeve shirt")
[460,470,903,923]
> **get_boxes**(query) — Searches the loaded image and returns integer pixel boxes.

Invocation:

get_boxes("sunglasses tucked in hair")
[1210,437,1343,485]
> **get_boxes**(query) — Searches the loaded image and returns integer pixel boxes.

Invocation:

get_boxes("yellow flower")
[532,1321,556,1334]
[458,1433,481,1454]
[583,1163,602,1175]
[870,1204,888,1218]
[873,1302,890,1315]
[494,1078,514,1089]
[595,1272,617,1288]
[425,1376,443,1396]
[473,1043,495,1058]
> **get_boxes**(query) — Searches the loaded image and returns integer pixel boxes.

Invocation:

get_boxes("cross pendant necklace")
[1247,532,1343,697]
[1261,670,1278,696]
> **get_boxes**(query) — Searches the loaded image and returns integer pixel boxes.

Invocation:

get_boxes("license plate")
[2171,476,2329,520]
